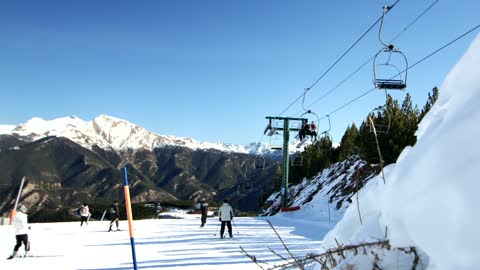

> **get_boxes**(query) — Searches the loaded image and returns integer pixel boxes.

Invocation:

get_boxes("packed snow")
[0,213,326,270]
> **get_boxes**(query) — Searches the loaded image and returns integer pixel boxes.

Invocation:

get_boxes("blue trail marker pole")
[122,167,138,270]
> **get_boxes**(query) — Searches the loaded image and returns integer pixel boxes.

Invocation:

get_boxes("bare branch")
[368,116,386,184]
[240,246,266,270]
[267,220,304,269]
[268,246,289,262]
[355,169,363,225]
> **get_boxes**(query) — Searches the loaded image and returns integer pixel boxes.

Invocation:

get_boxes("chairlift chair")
[368,104,391,135]
[237,180,253,195]
[299,110,320,142]
[253,155,265,169]
[373,6,408,91]
[269,132,283,150]
[373,52,408,90]
[290,153,303,167]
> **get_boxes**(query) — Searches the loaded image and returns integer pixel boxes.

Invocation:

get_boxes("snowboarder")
[108,200,120,232]
[79,203,91,226]
[7,205,30,259]
[199,198,208,227]
[218,199,234,238]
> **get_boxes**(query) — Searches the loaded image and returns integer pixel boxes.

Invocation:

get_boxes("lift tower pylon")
[264,116,307,208]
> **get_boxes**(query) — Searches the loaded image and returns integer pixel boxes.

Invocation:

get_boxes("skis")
[7,254,63,259]
[296,138,309,148]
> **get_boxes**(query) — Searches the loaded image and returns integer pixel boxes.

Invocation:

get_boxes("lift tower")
[264,116,307,208]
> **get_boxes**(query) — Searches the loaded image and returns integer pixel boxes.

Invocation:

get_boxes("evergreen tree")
[288,87,439,184]
[419,87,439,121]
[337,123,359,160]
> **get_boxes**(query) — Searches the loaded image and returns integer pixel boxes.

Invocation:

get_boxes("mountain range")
[0,115,279,218]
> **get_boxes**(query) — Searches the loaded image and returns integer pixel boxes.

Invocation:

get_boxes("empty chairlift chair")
[373,6,409,91]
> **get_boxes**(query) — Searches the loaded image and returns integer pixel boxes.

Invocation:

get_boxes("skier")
[108,200,120,232]
[218,199,234,238]
[7,205,30,259]
[310,121,317,141]
[80,203,91,227]
[199,198,208,227]
[154,202,162,219]
[298,121,310,141]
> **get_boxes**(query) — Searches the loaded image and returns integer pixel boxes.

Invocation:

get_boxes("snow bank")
[320,33,480,269]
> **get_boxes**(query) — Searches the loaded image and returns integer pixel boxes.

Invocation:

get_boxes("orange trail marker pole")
[122,167,138,270]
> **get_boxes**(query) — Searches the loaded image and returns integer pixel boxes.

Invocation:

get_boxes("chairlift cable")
[318,23,480,120]
[276,0,401,117]
[288,0,440,117]
[389,0,440,44]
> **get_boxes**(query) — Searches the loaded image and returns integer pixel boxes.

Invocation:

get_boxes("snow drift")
[317,34,480,269]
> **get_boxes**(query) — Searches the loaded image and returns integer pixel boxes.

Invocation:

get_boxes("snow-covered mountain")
[0,114,270,154]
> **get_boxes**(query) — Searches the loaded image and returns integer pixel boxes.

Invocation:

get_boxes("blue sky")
[1,0,479,145]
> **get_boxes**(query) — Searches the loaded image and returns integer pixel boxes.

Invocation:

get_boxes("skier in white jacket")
[79,203,91,227]
[7,205,30,259]
[218,199,234,238]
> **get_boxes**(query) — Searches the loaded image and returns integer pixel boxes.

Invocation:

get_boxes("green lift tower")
[264,116,307,208]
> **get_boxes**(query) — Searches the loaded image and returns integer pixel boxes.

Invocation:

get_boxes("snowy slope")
[298,33,480,269]
[0,217,323,270]
[261,156,378,220]
[0,115,265,154]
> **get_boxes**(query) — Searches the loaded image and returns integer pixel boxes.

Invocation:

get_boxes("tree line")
[288,87,439,184]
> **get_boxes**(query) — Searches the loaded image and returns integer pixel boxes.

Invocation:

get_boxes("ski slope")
[1,216,327,270]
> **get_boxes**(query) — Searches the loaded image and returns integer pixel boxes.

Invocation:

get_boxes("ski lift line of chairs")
[299,88,320,142]
[373,5,409,91]
[320,114,331,136]
[290,152,303,167]
[368,101,392,135]
[264,117,307,150]
[237,181,253,195]
[253,155,265,170]
[269,132,283,150]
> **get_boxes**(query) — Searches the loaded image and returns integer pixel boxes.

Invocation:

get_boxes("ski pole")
[213,222,221,236]
[232,220,239,234]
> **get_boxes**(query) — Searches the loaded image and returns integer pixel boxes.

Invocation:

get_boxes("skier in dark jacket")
[108,200,120,232]
[199,198,208,227]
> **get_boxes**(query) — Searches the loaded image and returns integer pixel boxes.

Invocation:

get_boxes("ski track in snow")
[0,217,323,270]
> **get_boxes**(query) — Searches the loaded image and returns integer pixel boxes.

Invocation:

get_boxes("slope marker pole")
[10,176,26,225]
[123,167,138,270]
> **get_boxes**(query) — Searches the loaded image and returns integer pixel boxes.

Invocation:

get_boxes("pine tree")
[337,123,359,160]
[419,87,439,121]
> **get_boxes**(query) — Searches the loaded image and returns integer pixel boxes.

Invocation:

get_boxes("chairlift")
[253,155,265,169]
[373,6,408,91]
[368,102,391,135]
[269,132,283,150]
[290,153,303,167]
[319,115,331,137]
[298,89,320,142]
[237,180,254,195]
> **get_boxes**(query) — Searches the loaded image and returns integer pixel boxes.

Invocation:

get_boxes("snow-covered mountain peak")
[1,114,272,154]
[88,114,160,149]
[10,116,88,140]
